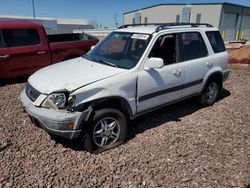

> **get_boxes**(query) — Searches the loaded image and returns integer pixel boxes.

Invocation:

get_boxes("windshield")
[84,32,151,69]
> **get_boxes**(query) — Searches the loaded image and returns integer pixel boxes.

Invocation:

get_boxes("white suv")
[20,23,229,152]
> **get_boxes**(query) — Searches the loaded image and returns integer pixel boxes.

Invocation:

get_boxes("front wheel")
[198,81,220,107]
[82,108,127,153]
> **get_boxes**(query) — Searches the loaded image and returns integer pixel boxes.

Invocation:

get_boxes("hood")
[28,57,126,94]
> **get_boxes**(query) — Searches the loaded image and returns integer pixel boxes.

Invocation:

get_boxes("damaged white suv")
[20,23,229,152]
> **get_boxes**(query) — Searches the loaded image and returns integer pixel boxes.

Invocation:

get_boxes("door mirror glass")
[145,57,164,70]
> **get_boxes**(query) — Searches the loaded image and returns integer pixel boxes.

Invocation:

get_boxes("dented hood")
[28,57,126,94]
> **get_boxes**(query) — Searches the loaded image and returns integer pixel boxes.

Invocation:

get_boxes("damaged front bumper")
[20,89,91,139]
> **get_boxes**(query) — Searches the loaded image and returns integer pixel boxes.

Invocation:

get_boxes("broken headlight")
[42,93,67,110]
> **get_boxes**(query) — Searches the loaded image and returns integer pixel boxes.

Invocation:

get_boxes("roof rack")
[155,22,213,32]
[118,22,213,32]
[118,23,164,29]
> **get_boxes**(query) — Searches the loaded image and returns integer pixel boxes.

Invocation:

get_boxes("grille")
[25,83,41,102]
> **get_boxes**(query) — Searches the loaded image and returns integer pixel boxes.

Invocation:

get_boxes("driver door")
[137,34,184,113]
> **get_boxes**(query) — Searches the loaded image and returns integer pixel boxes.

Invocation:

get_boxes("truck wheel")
[82,108,127,153]
[199,80,220,107]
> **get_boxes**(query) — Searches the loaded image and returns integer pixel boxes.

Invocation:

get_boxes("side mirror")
[144,57,164,70]
[91,45,95,50]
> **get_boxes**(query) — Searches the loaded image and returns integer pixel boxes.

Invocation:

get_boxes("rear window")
[206,31,225,53]
[0,31,4,48]
[3,29,40,48]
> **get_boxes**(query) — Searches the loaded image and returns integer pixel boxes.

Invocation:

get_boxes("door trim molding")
[134,93,200,119]
[138,79,203,102]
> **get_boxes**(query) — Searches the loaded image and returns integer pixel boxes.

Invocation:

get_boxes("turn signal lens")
[66,122,74,129]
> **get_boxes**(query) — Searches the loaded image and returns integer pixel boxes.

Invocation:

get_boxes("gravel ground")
[0,69,249,187]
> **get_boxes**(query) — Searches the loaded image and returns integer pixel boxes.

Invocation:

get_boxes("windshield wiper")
[84,55,119,68]
[98,59,117,68]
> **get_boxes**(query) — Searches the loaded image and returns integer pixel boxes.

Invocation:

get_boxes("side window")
[3,29,40,48]
[0,30,4,48]
[178,32,208,62]
[149,34,176,65]
[206,31,225,53]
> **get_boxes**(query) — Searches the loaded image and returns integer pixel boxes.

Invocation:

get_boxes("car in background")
[0,20,98,79]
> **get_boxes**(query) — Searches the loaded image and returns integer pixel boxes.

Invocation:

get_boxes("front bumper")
[20,89,90,139]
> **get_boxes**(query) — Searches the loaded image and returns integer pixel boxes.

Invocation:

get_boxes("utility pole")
[32,0,36,20]
[114,13,118,28]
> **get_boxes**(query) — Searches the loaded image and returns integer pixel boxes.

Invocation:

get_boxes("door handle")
[173,69,182,75]
[37,51,46,55]
[0,54,10,59]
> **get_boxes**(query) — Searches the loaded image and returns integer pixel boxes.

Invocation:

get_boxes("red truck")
[0,20,99,79]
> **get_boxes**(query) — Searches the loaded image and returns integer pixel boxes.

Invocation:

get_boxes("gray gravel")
[0,69,249,187]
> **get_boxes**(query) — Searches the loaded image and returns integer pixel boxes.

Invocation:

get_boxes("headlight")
[42,93,67,109]
[49,93,66,108]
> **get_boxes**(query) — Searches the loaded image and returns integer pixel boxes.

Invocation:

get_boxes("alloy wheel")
[93,117,120,147]
[206,82,218,103]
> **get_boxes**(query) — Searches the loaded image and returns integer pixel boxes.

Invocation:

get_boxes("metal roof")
[123,2,250,15]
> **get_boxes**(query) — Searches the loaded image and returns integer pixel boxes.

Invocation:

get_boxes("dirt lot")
[0,68,249,187]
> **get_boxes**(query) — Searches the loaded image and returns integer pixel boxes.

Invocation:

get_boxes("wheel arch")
[202,71,223,93]
[79,96,134,121]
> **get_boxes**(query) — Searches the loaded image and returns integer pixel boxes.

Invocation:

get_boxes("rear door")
[1,28,50,78]
[177,31,210,96]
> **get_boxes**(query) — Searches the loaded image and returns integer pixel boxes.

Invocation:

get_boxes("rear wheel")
[199,81,220,107]
[82,108,127,153]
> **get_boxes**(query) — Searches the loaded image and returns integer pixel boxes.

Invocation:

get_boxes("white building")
[0,15,97,34]
[123,2,250,41]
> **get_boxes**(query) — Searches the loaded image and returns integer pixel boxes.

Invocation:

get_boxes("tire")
[81,108,127,153]
[198,80,220,107]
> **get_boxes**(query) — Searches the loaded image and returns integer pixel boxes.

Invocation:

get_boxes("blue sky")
[1,0,250,28]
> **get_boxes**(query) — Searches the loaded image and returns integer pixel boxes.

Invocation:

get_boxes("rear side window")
[3,29,40,48]
[0,31,4,48]
[206,31,225,53]
[178,32,208,62]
